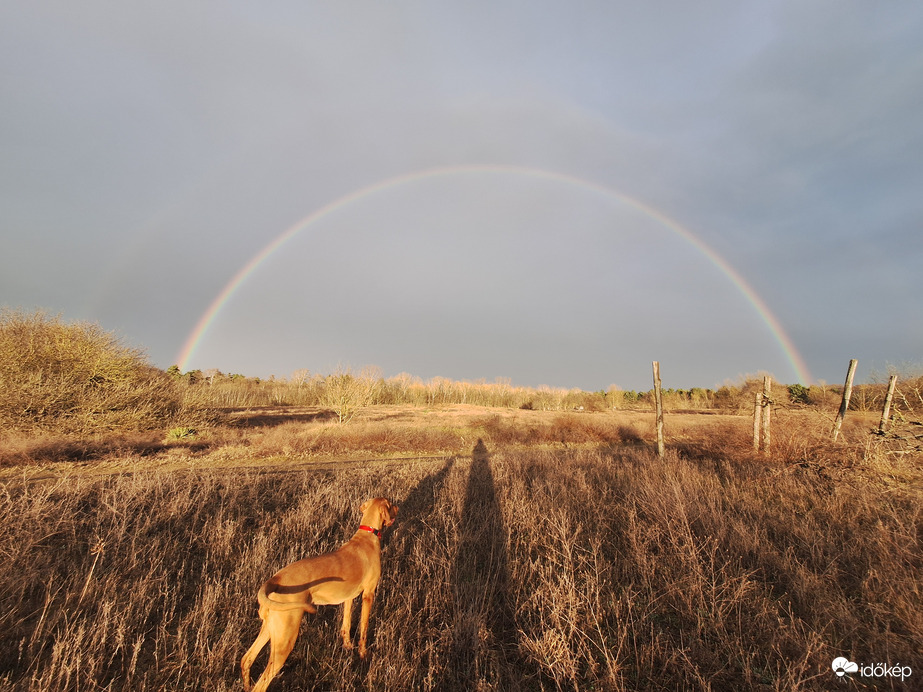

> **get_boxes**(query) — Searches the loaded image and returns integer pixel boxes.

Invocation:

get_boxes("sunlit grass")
[1,411,920,690]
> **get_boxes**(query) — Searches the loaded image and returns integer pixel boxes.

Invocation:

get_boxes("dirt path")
[0,451,457,488]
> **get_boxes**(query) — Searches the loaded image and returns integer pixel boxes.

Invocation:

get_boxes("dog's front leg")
[357,589,376,658]
[340,597,354,650]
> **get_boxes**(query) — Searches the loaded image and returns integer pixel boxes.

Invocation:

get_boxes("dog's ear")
[360,499,371,513]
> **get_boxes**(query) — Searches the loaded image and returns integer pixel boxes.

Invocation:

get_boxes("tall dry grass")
[1,430,919,690]
[178,367,923,426]
[177,372,618,413]
[177,370,729,414]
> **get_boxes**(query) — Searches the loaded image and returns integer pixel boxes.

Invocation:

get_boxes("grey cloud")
[2,1,920,389]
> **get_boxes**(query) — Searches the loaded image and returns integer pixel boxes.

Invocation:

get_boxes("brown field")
[1,404,921,691]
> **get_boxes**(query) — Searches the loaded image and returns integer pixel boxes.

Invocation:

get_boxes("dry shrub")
[0,310,181,435]
[321,366,382,424]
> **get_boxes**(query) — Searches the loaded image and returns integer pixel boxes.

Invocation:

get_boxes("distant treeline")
[171,365,922,416]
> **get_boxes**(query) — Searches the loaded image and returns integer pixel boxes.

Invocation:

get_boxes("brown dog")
[241,497,398,692]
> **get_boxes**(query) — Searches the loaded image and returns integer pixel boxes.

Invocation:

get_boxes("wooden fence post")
[878,374,898,434]
[753,390,763,452]
[652,361,664,458]
[832,359,858,442]
[761,376,772,454]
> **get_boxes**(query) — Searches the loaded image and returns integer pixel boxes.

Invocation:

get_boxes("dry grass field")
[1,404,921,691]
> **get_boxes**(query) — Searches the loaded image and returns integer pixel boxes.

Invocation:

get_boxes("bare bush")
[0,310,180,435]
[322,366,382,423]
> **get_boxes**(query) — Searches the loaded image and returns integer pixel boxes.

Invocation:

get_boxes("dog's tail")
[258,582,318,614]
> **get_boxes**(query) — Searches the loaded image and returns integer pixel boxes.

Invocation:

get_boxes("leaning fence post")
[832,359,858,442]
[878,374,898,434]
[753,390,763,452]
[652,361,664,458]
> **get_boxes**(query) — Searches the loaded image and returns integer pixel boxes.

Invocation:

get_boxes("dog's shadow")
[390,455,457,547]
[439,439,523,688]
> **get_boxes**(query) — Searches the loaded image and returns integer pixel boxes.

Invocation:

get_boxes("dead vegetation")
[0,310,182,436]
[0,407,920,691]
[2,313,921,688]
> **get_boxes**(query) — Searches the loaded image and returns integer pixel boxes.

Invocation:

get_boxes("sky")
[2,1,921,391]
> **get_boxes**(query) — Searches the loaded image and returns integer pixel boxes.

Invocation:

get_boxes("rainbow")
[176,164,812,383]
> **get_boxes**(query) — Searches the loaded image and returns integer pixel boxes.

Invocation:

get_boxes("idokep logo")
[832,656,912,681]
[832,658,858,677]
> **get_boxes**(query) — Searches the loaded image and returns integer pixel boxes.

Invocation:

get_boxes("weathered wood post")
[653,361,664,458]
[753,390,763,452]
[761,376,772,454]
[878,374,898,434]
[832,359,858,442]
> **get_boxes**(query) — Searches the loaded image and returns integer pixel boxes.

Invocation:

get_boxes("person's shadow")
[438,439,523,689]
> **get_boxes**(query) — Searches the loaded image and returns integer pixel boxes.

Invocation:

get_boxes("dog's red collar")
[359,525,381,538]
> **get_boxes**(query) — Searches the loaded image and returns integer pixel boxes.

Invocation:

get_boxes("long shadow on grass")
[228,406,336,428]
[392,456,456,542]
[438,439,526,689]
[344,457,457,677]
[379,456,457,569]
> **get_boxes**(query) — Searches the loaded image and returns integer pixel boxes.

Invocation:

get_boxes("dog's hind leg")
[250,610,303,692]
[241,619,271,692]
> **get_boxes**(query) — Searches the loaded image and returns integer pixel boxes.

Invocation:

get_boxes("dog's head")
[360,497,399,527]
